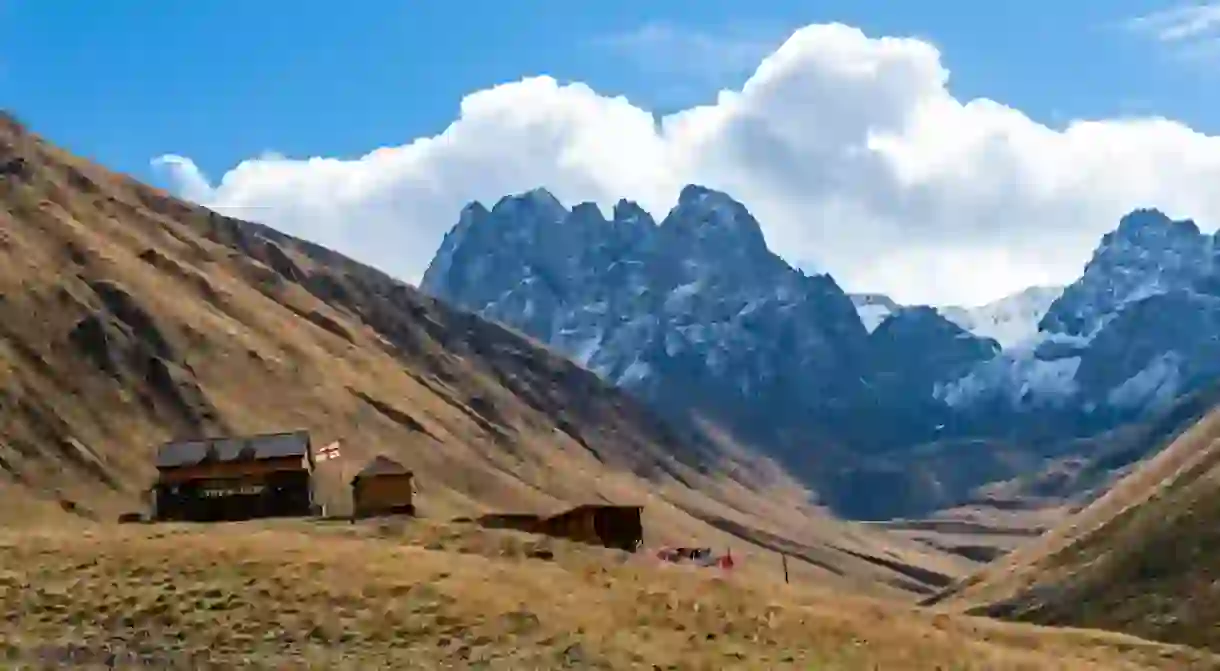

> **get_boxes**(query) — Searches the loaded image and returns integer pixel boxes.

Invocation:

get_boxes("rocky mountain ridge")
[943,209,1220,420]
[422,186,1005,514]
[423,186,1220,519]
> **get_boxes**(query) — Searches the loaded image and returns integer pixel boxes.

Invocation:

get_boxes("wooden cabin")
[537,504,643,552]
[473,504,644,552]
[350,455,415,519]
[152,430,315,522]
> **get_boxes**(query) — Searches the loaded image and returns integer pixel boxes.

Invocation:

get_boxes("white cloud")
[1126,3,1220,61]
[151,155,214,204]
[153,22,1220,307]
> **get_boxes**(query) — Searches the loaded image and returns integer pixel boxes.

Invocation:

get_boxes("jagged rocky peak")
[490,187,569,222]
[1039,207,1215,339]
[1114,207,1200,239]
[459,200,490,221]
[670,184,756,226]
[677,183,729,205]
[612,199,655,227]
[569,201,608,225]
[864,306,999,431]
[874,306,999,352]
[662,184,768,250]
[423,183,905,461]
[941,205,1220,421]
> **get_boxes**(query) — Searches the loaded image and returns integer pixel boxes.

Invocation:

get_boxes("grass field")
[2,519,1218,670]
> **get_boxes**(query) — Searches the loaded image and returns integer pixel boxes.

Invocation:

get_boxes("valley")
[7,107,1220,668]
[0,112,968,598]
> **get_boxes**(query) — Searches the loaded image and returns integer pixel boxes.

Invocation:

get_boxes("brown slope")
[0,111,963,596]
[927,396,1220,651]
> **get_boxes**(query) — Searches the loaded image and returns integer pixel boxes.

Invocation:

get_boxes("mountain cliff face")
[422,187,1001,511]
[868,307,1000,411]
[1040,209,1213,339]
[424,186,1220,520]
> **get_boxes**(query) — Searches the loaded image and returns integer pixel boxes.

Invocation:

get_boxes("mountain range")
[422,188,1220,519]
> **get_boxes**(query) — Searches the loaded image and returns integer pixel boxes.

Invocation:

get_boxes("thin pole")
[782,553,789,584]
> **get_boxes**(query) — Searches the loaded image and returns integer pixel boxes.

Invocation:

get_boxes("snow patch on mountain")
[935,340,1081,409]
[939,285,1063,350]
[850,293,900,332]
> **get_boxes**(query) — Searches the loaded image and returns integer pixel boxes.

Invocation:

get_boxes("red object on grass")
[719,549,735,570]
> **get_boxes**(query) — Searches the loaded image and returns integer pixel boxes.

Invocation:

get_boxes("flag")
[718,549,735,570]
[316,441,342,462]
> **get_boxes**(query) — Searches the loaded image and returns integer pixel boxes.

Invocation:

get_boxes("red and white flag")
[316,441,342,462]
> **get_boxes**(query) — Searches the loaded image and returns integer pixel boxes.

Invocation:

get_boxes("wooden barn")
[474,504,644,552]
[537,504,643,552]
[350,455,414,519]
[152,430,315,522]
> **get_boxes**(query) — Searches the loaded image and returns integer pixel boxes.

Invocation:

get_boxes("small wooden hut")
[350,455,414,519]
[537,504,644,552]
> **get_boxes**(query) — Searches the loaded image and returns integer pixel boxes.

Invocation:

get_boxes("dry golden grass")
[929,404,1220,653]
[2,521,1217,670]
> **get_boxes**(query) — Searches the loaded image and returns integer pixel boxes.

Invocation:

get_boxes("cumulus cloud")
[152,22,1220,307]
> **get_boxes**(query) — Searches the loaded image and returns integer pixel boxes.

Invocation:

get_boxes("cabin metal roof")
[351,455,412,481]
[155,430,311,469]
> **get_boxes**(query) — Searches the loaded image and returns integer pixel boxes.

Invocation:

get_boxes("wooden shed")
[536,504,644,552]
[350,456,414,519]
[152,430,315,522]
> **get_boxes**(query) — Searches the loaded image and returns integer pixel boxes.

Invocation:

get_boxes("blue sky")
[6,1,1220,306]
[2,1,1214,185]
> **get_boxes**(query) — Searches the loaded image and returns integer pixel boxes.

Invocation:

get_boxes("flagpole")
[341,448,351,519]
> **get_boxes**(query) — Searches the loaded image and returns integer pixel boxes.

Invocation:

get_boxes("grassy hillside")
[0,111,970,596]
[2,519,1216,670]
[928,397,1220,652]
